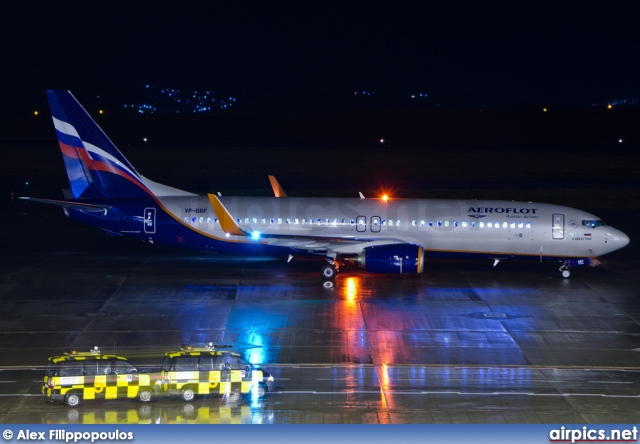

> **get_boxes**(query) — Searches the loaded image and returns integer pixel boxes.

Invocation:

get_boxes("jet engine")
[356,244,424,274]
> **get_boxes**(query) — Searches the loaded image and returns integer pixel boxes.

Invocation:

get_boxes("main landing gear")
[321,259,341,280]
[559,262,571,279]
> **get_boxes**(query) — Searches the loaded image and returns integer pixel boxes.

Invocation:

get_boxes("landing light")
[381,194,389,202]
[251,231,261,240]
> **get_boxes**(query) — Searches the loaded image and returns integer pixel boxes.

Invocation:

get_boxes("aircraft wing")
[207,193,407,255]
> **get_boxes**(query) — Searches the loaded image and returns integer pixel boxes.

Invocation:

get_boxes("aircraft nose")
[611,228,630,249]
[618,231,630,248]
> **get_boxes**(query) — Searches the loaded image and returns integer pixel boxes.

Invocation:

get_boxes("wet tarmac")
[1,199,638,424]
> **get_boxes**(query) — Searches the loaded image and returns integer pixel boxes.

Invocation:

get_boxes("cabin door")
[144,207,156,234]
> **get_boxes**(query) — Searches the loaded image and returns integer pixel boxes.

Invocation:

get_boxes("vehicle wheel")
[64,393,81,407]
[321,264,336,280]
[138,388,152,403]
[181,387,195,402]
[256,383,268,398]
[561,269,571,278]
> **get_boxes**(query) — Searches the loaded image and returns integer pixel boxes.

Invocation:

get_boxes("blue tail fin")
[47,90,151,199]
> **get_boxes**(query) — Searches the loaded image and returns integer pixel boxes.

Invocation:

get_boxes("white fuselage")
[157,196,629,259]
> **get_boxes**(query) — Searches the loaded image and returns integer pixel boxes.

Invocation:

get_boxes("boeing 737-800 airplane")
[22,91,630,280]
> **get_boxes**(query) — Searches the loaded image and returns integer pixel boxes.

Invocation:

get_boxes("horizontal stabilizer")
[19,197,111,214]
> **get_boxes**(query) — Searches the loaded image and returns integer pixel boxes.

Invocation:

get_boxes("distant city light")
[126,85,237,114]
[99,110,104,114]
[33,111,38,116]
[543,108,548,112]
[608,104,613,109]
[619,139,623,143]
[143,138,148,142]
[380,139,384,143]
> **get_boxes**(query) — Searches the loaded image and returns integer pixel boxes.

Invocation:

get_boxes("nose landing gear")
[559,262,571,278]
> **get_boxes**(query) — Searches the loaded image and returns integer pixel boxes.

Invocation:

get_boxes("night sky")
[2,3,639,115]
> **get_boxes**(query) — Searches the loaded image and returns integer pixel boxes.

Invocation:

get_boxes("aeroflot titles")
[467,207,538,214]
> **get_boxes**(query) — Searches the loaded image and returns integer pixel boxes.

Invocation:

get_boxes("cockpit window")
[582,220,606,228]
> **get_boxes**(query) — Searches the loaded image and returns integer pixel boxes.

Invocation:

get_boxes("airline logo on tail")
[47,90,151,200]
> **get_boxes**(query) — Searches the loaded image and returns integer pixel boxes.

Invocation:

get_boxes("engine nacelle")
[357,244,424,274]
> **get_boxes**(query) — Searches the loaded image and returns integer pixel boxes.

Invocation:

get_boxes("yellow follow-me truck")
[42,347,153,407]
[43,345,272,407]
[160,343,268,401]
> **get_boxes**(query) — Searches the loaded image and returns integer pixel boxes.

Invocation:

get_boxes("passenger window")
[214,354,231,370]
[84,361,99,376]
[59,362,83,377]
[97,360,112,375]
[199,356,214,371]
[175,357,198,371]
[115,360,136,374]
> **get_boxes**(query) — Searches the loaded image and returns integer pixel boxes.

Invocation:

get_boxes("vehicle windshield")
[582,220,607,228]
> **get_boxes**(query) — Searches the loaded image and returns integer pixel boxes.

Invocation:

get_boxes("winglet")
[207,194,247,236]
[268,175,288,197]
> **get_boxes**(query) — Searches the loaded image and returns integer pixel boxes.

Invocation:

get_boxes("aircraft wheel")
[561,269,571,278]
[321,264,337,280]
